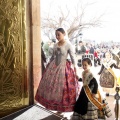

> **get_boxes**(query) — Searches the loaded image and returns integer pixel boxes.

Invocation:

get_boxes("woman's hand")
[98,73,100,75]
[92,93,96,98]
[74,66,76,72]
[92,93,99,99]
[71,64,76,70]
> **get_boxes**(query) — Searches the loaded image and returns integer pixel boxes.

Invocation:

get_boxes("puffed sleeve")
[89,78,98,94]
[67,42,76,65]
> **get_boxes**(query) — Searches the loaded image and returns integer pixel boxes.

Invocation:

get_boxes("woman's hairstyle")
[105,51,112,58]
[82,57,92,66]
[56,28,65,34]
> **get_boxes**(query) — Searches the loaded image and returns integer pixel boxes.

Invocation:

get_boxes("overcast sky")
[41,0,120,43]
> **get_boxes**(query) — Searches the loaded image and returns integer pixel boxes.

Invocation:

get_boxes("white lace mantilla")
[102,58,116,69]
[82,70,94,86]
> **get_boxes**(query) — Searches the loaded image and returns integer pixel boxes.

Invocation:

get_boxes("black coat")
[78,45,86,54]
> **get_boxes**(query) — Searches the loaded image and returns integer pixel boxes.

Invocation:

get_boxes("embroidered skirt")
[35,60,79,112]
[72,101,98,120]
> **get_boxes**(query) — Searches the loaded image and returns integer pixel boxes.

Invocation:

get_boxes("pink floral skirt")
[35,60,79,112]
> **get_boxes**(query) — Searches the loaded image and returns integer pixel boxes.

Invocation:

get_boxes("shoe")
[106,93,109,96]
[55,111,63,117]
[78,78,82,82]
[94,64,97,67]
[56,111,62,115]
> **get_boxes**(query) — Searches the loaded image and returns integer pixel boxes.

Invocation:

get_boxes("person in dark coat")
[77,41,86,55]
[89,44,94,55]
[41,47,46,75]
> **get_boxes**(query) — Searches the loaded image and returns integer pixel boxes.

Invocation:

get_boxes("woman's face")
[55,31,65,41]
[105,52,111,59]
[82,61,90,71]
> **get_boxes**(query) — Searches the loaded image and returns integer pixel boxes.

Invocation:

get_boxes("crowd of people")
[35,27,120,120]
[76,40,120,67]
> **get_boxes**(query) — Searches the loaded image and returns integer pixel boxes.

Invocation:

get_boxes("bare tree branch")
[41,0,105,41]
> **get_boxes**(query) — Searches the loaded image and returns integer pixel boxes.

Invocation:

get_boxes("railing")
[114,86,120,120]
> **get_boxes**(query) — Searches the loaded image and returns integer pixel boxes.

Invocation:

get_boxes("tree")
[41,0,105,41]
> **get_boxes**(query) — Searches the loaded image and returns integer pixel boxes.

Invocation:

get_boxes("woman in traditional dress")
[98,51,120,96]
[35,28,79,112]
[72,58,112,120]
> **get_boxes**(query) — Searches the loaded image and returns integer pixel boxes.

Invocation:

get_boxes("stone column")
[26,0,41,104]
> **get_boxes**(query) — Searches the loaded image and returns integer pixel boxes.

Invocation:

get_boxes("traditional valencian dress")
[112,50,120,86]
[98,58,120,95]
[72,69,112,120]
[35,41,79,112]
